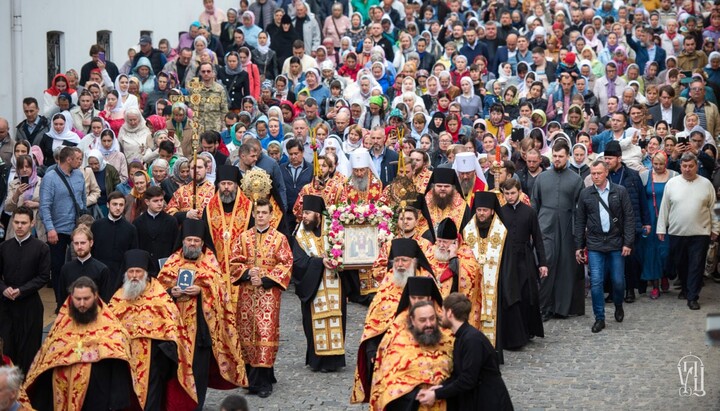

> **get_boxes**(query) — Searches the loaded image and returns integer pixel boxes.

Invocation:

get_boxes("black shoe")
[320,367,338,373]
[678,291,687,300]
[688,300,700,310]
[624,290,636,303]
[591,320,606,333]
[614,305,624,323]
[258,390,272,398]
[541,312,553,322]
[604,294,612,303]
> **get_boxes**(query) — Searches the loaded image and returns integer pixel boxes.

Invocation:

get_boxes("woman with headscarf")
[252,31,278,82]
[240,10,262,48]
[270,14,298,64]
[427,111,446,139]
[238,47,261,99]
[598,32,620,65]
[124,169,150,222]
[97,129,128,183]
[220,8,240,50]
[580,46,605,79]
[705,51,720,86]
[347,12,366,47]
[320,136,351,177]
[261,116,285,150]
[562,105,585,143]
[192,36,219,65]
[43,74,78,118]
[86,148,120,217]
[165,102,193,157]
[582,25,604,55]
[4,154,46,241]
[393,31,416,72]
[161,157,190,202]
[118,108,152,164]
[360,95,387,129]
[217,51,250,112]
[198,151,217,184]
[454,76,482,124]
[529,127,550,159]
[568,143,590,179]
[444,113,462,143]
[611,46,629,76]
[39,112,81,166]
[114,74,139,111]
[482,79,503,118]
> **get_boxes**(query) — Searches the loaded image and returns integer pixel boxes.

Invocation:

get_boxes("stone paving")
[205,281,720,410]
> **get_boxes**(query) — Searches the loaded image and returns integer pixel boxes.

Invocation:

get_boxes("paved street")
[204,281,720,410]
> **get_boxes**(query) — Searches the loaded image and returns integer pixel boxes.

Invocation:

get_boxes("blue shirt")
[647,45,657,64]
[595,182,611,233]
[40,166,87,235]
[370,148,385,177]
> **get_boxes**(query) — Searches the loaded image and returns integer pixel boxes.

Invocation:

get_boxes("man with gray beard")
[351,241,437,404]
[342,148,383,204]
[109,249,198,409]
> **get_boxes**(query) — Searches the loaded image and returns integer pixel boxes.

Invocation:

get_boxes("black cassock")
[435,322,514,411]
[57,258,113,309]
[91,217,139,290]
[499,202,547,350]
[29,358,134,411]
[145,339,180,410]
[291,236,347,371]
[133,210,179,276]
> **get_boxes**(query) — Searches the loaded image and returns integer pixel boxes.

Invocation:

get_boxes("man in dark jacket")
[368,127,398,186]
[132,186,178,277]
[280,139,313,227]
[575,160,635,333]
[16,98,50,146]
[417,292,513,410]
[131,36,167,75]
[603,141,652,302]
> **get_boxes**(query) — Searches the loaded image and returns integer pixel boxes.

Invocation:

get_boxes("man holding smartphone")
[79,44,119,87]
[575,161,635,333]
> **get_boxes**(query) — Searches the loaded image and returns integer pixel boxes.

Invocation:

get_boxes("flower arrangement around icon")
[325,202,395,270]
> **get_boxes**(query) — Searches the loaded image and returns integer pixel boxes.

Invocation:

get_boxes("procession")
[1,0,720,409]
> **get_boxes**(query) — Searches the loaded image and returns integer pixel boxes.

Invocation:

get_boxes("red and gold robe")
[413,168,433,193]
[157,249,247,388]
[351,268,436,404]
[206,190,253,300]
[21,300,136,410]
[340,174,383,204]
[292,176,344,222]
[109,278,198,410]
[428,245,483,330]
[369,311,453,411]
[417,191,469,238]
[166,180,215,215]
[230,227,293,367]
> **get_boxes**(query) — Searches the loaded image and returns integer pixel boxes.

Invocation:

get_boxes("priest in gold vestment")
[109,249,198,411]
[351,240,438,405]
[158,220,247,409]
[166,155,215,221]
[22,276,136,410]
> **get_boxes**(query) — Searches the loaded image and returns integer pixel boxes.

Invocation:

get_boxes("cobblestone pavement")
[205,282,720,410]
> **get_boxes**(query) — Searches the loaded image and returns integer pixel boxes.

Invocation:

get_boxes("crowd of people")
[2,0,720,409]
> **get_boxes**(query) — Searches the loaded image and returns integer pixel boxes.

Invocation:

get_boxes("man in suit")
[281,139,313,227]
[649,85,686,132]
[416,293,513,410]
[625,27,666,75]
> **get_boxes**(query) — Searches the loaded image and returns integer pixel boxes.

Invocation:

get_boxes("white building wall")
[1,0,242,129]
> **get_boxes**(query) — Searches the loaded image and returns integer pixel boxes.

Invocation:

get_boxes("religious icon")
[177,269,196,291]
[343,225,380,268]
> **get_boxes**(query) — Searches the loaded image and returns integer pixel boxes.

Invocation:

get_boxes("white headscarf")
[320,136,351,177]
[48,112,81,145]
[198,151,217,184]
[114,74,130,97]
[86,148,107,172]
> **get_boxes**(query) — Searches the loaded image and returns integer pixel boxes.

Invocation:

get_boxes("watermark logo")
[678,355,705,397]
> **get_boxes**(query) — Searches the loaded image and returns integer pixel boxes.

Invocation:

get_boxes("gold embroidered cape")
[109,278,198,409]
[22,300,135,410]
[166,180,215,215]
[462,214,507,346]
[369,311,453,411]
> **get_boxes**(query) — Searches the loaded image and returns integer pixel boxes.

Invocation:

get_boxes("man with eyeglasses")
[681,78,720,138]
[191,62,228,133]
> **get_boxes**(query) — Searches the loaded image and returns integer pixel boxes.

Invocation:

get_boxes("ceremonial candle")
[495,146,501,163]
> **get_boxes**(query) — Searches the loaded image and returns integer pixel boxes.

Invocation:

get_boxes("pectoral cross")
[74,341,83,360]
